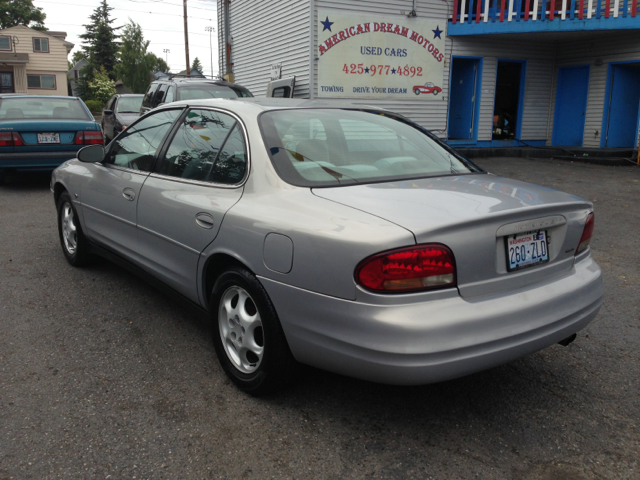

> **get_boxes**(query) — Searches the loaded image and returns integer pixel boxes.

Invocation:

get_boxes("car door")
[140,82,159,116]
[105,96,117,139]
[80,108,183,261]
[136,108,247,302]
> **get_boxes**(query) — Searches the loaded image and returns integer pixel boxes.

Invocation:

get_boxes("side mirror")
[103,109,114,115]
[77,144,105,163]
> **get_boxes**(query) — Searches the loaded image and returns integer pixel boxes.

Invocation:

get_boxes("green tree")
[86,66,116,105]
[71,50,86,66]
[191,57,203,73]
[116,20,168,93]
[0,0,47,30]
[79,0,120,80]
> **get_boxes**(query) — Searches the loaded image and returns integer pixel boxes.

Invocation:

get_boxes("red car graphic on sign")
[413,82,442,96]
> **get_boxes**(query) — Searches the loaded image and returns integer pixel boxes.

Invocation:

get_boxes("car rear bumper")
[0,151,78,170]
[260,255,603,385]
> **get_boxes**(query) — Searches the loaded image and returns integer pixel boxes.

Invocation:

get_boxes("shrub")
[84,99,104,113]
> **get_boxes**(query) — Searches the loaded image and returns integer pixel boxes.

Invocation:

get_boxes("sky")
[33,0,219,76]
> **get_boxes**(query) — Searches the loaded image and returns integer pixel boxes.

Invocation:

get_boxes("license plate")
[37,133,60,144]
[506,230,549,271]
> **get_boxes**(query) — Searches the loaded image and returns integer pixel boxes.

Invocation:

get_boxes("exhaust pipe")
[558,333,577,347]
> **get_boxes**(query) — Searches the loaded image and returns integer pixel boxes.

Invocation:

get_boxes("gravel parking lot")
[1,157,639,479]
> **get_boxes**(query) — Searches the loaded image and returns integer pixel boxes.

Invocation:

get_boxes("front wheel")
[57,191,90,267]
[433,90,440,96]
[210,266,299,395]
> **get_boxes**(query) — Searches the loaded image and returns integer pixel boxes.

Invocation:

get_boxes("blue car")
[0,95,103,181]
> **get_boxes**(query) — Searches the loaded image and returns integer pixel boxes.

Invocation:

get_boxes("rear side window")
[156,109,246,184]
[106,109,181,172]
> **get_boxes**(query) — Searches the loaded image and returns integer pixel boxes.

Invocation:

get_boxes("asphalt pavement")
[1,157,639,479]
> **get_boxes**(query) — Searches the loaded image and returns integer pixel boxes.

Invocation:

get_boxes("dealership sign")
[317,11,446,99]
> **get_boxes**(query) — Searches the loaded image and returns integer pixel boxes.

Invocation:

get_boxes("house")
[217,1,640,149]
[0,25,73,96]
[67,57,88,96]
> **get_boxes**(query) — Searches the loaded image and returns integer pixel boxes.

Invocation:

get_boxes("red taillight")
[0,132,23,146]
[0,132,12,146]
[576,212,594,255]
[356,244,456,293]
[75,131,104,145]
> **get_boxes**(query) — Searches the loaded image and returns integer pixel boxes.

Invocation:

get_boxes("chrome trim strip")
[496,215,567,237]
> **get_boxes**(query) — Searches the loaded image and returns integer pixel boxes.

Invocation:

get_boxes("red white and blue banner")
[317,10,446,99]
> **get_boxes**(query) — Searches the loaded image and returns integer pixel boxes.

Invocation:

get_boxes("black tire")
[210,266,299,395]
[433,90,439,96]
[414,89,420,95]
[57,191,90,267]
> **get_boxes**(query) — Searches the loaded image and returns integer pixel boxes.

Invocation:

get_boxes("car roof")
[116,93,143,97]
[157,97,392,114]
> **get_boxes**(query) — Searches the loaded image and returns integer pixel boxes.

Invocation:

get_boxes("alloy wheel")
[218,286,264,373]
[61,202,77,255]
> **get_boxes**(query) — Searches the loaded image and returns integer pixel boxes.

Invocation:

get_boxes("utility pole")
[205,26,214,78]
[183,0,190,74]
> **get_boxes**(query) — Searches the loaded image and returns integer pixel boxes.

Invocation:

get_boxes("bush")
[84,99,103,113]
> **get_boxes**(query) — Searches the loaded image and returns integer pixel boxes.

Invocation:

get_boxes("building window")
[0,36,11,51]
[27,74,56,89]
[33,37,49,53]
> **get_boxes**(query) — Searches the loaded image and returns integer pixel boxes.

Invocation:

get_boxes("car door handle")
[122,188,136,201]
[195,212,215,229]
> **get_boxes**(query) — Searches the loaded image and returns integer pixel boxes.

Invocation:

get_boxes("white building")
[217,0,640,149]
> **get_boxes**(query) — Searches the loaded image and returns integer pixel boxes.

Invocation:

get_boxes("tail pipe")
[558,333,577,347]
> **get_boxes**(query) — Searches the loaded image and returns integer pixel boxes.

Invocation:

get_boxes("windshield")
[0,97,90,120]
[116,96,143,113]
[177,85,253,100]
[260,109,481,187]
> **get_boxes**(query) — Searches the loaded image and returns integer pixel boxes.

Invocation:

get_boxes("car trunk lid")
[312,174,593,298]
[3,120,99,151]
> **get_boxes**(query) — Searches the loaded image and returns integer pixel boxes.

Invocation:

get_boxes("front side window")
[27,74,56,89]
[142,83,159,106]
[106,109,182,172]
[33,38,49,52]
[260,109,481,187]
[156,109,246,184]
[0,36,11,51]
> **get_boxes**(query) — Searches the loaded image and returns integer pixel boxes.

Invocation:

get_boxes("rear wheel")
[57,191,90,267]
[210,266,299,395]
[414,89,420,95]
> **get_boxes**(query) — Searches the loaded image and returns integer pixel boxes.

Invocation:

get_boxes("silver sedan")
[51,98,603,395]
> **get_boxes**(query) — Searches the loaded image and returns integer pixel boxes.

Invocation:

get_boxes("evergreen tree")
[115,20,168,93]
[191,57,203,74]
[79,0,120,81]
[0,0,47,30]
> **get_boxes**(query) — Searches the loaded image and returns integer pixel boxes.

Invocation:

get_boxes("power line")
[47,22,212,36]
[128,0,217,12]
[34,1,216,21]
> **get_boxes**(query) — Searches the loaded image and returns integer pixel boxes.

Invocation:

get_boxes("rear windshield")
[0,97,90,120]
[177,85,253,100]
[116,96,143,113]
[260,109,481,187]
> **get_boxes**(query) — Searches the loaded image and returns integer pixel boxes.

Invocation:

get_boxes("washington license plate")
[37,133,60,144]
[506,230,549,271]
